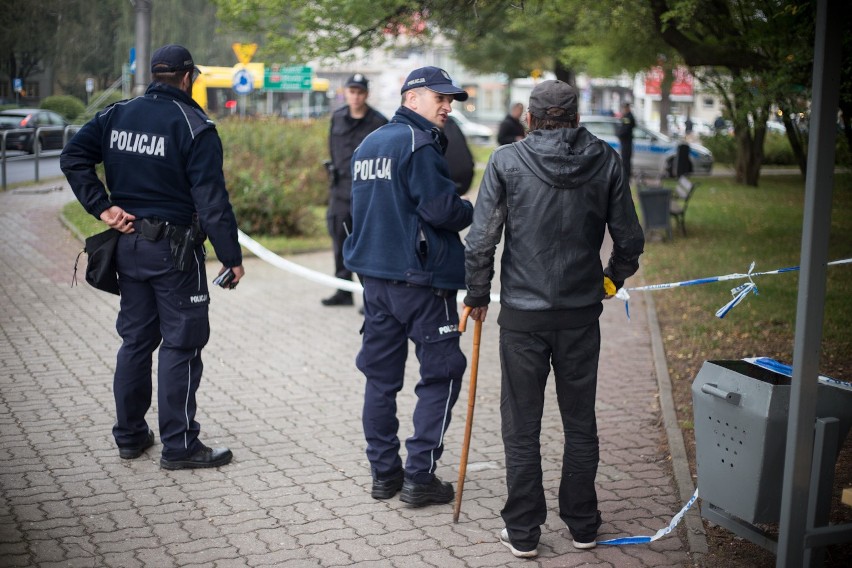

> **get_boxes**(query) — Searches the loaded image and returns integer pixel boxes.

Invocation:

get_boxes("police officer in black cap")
[60,44,244,470]
[322,73,387,307]
[344,66,473,506]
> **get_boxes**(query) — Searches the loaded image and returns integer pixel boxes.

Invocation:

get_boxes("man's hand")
[218,265,245,288]
[469,306,488,322]
[100,206,136,234]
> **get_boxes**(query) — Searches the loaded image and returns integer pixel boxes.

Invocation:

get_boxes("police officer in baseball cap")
[61,44,244,470]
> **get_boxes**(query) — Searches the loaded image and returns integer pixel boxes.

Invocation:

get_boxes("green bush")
[762,132,796,165]
[40,95,85,122]
[699,133,737,165]
[218,117,329,237]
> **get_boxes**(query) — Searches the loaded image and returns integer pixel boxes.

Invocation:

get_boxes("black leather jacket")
[464,126,644,330]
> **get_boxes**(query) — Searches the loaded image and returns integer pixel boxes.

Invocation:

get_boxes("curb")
[645,290,709,561]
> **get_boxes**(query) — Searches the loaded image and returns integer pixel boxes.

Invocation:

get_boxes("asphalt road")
[1,151,64,188]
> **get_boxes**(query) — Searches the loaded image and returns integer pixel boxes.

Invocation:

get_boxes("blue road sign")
[233,69,254,95]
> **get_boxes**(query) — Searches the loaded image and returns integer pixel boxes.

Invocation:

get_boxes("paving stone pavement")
[0,182,703,567]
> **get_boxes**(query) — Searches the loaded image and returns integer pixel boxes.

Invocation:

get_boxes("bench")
[670,176,698,236]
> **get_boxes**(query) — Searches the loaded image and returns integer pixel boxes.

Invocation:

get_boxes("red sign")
[645,66,694,97]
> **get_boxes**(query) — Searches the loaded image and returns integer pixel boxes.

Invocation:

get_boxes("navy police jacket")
[60,82,242,268]
[343,106,473,290]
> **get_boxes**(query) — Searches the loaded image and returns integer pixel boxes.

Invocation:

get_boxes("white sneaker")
[572,538,597,549]
[500,528,538,558]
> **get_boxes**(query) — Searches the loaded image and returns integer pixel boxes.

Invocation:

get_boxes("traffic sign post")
[264,66,312,92]
[232,69,255,95]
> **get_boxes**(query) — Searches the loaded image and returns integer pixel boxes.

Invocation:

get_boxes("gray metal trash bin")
[692,359,852,524]
[637,187,672,240]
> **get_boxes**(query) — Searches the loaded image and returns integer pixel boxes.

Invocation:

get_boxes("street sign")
[85,78,95,94]
[264,66,312,92]
[233,69,254,95]
[232,43,258,66]
[129,48,136,74]
[13,78,22,93]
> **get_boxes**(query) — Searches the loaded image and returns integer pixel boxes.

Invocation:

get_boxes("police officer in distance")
[60,44,244,470]
[322,73,387,307]
[343,66,474,506]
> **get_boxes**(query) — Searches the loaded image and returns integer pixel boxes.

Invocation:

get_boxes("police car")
[581,115,713,176]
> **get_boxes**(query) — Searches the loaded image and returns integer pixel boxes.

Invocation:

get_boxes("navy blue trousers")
[499,323,603,550]
[357,277,466,484]
[113,233,210,460]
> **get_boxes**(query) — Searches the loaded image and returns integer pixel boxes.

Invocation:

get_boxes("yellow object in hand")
[603,276,616,296]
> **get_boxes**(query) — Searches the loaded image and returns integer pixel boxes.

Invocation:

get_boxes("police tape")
[615,258,852,320]
[237,230,364,293]
[238,230,500,300]
[236,232,850,318]
[599,488,699,546]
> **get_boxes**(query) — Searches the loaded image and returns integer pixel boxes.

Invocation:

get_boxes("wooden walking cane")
[453,305,482,523]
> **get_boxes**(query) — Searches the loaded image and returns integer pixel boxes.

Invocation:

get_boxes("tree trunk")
[840,100,852,152]
[554,61,576,87]
[782,112,807,176]
[734,123,766,187]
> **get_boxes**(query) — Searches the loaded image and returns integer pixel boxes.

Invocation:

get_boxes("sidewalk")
[0,183,703,567]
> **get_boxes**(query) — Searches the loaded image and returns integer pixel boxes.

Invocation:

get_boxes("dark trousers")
[357,277,466,484]
[619,139,633,182]
[113,234,210,460]
[499,323,603,550]
[326,209,353,292]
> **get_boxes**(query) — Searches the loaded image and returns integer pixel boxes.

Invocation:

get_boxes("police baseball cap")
[400,66,468,101]
[528,80,578,122]
[151,44,199,74]
[345,73,369,90]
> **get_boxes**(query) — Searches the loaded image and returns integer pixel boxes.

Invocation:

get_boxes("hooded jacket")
[464,126,644,330]
[343,106,474,290]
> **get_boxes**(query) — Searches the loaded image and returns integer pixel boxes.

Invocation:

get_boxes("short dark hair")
[152,69,191,88]
[528,107,578,131]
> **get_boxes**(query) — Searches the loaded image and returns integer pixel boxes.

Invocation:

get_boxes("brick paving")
[0,182,703,567]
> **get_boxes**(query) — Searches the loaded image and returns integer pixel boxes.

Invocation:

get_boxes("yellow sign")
[232,43,258,66]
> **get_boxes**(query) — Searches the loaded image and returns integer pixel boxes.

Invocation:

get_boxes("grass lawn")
[640,172,852,568]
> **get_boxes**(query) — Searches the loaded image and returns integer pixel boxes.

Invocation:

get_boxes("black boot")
[321,290,354,306]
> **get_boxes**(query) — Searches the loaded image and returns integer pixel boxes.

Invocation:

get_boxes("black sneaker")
[321,291,354,306]
[371,470,404,499]
[118,430,155,459]
[160,444,233,470]
[399,476,454,507]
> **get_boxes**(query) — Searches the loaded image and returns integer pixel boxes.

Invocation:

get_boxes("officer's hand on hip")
[100,206,136,234]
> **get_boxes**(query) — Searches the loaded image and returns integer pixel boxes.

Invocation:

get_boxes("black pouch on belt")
[139,218,167,241]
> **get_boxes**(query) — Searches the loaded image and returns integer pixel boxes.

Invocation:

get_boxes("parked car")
[448,110,493,144]
[0,109,69,153]
[581,115,714,176]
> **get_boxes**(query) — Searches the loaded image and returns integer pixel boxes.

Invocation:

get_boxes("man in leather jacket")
[463,80,644,558]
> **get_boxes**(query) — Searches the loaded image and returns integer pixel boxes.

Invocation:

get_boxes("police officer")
[617,102,636,182]
[60,44,244,470]
[322,73,387,307]
[343,66,473,506]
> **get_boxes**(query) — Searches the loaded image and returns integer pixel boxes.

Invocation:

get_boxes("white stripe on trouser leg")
[184,349,196,449]
[429,379,454,475]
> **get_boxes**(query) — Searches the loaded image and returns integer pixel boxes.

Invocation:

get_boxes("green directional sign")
[265,66,312,92]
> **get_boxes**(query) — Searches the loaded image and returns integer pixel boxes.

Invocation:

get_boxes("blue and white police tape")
[616,258,852,320]
[745,357,852,390]
[237,230,504,302]
[598,488,699,545]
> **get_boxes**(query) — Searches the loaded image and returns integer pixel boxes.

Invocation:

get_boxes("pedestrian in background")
[497,102,526,145]
[343,66,473,507]
[60,44,244,470]
[442,113,475,196]
[322,73,387,307]
[617,101,636,182]
[464,80,644,558]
